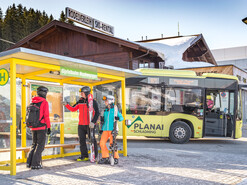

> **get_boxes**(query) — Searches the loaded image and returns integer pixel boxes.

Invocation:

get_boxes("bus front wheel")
[169,121,192,144]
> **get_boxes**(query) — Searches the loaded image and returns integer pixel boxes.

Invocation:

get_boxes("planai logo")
[127,116,143,128]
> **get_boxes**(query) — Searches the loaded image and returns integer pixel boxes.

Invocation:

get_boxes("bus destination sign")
[66,7,114,36]
[169,78,198,86]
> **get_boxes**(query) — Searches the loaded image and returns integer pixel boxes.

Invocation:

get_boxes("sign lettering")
[66,7,114,36]
[60,66,98,80]
[169,78,198,86]
[0,68,9,86]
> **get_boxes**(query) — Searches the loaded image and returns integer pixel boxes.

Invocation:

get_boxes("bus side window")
[127,85,162,115]
[164,88,202,114]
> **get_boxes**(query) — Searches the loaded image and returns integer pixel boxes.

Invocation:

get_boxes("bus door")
[204,90,235,137]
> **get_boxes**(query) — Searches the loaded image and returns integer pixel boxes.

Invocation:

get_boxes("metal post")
[21,78,27,161]
[10,60,16,175]
[121,79,127,156]
[60,82,64,157]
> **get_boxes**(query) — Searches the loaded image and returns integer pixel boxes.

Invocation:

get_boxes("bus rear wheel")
[169,121,192,144]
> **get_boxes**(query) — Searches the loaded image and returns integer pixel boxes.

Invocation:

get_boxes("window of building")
[139,60,149,68]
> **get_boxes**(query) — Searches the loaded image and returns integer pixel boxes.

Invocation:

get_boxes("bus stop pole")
[21,77,27,161]
[121,79,127,156]
[60,82,64,157]
[10,60,16,175]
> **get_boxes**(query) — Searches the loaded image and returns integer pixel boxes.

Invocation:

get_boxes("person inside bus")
[206,95,214,112]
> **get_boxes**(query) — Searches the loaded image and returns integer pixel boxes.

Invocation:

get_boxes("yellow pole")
[90,85,93,95]
[121,79,127,156]
[10,60,16,175]
[60,82,64,157]
[21,78,27,162]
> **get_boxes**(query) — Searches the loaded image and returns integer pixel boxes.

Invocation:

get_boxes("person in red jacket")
[26,86,51,169]
[64,86,99,161]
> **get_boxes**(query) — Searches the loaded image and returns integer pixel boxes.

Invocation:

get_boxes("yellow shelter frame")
[0,48,140,175]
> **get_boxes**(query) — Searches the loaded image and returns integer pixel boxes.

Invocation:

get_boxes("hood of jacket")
[32,96,46,103]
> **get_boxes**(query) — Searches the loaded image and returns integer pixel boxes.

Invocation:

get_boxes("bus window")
[164,88,203,115]
[229,92,234,115]
[127,85,162,115]
[213,91,230,113]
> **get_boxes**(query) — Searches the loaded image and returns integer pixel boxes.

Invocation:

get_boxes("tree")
[0,3,55,52]
[59,11,66,22]
[49,15,54,22]
[59,11,74,25]
[0,8,3,51]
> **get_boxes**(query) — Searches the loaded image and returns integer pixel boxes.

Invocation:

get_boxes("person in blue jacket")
[98,95,123,164]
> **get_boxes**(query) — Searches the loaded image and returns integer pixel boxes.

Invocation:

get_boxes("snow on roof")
[137,36,214,69]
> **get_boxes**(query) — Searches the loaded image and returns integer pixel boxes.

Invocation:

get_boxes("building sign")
[60,66,98,80]
[169,78,198,86]
[93,19,114,35]
[0,68,9,86]
[66,7,114,36]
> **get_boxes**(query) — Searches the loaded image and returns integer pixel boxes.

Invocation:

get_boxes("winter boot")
[98,158,110,164]
[114,158,118,165]
[77,156,89,161]
[31,165,43,170]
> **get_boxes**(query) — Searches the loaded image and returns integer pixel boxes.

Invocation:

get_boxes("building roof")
[7,20,164,61]
[137,34,217,66]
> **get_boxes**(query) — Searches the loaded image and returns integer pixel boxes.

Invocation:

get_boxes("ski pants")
[27,130,46,166]
[100,131,119,159]
[78,125,98,158]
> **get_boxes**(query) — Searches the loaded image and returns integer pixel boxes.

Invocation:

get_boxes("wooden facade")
[181,65,247,85]
[8,21,163,69]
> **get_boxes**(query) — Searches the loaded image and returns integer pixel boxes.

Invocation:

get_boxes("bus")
[124,68,242,144]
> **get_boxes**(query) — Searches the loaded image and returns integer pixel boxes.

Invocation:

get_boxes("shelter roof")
[0,47,141,84]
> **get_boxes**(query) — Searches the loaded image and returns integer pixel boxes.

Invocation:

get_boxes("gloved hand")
[115,116,119,121]
[62,101,68,106]
[47,128,51,135]
[112,130,118,136]
[89,122,95,128]
[99,130,103,134]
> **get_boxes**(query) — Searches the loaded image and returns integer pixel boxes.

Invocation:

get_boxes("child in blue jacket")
[98,95,123,164]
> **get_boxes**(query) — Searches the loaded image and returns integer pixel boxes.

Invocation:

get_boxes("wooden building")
[9,21,216,69]
[181,65,247,85]
[8,20,164,69]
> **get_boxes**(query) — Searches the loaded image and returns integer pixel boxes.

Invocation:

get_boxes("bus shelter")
[0,47,141,175]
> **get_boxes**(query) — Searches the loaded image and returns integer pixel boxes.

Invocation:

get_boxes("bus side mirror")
[125,119,131,126]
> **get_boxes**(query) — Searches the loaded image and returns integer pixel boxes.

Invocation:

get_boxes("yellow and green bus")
[123,68,242,144]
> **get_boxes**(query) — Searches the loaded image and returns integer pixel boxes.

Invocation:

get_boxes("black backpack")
[26,102,46,128]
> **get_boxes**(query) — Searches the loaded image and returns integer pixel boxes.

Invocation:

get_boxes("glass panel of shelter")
[0,63,11,162]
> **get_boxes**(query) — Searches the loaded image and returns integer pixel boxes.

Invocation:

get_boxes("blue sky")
[0,0,247,50]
